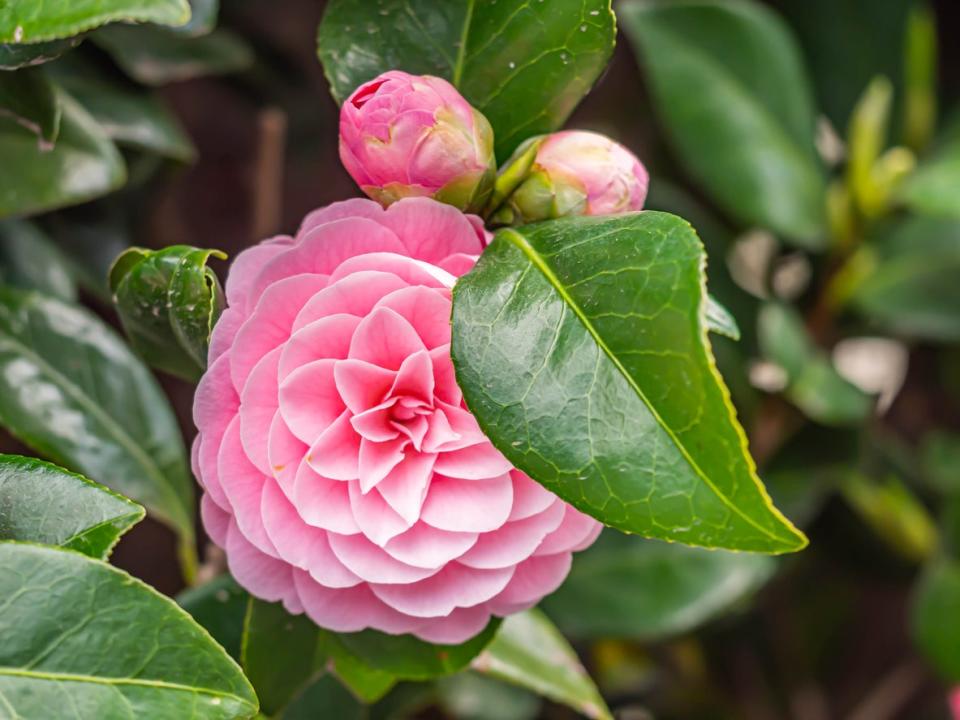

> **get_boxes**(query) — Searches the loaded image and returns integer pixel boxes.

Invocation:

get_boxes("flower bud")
[339,70,496,213]
[488,130,649,225]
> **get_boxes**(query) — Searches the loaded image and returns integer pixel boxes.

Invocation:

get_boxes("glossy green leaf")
[338,621,501,681]
[0,542,257,719]
[94,26,253,86]
[56,72,195,160]
[177,575,249,662]
[0,219,77,300]
[900,140,960,219]
[912,558,960,681]
[110,245,225,381]
[0,287,195,561]
[621,0,825,246]
[472,609,611,720]
[451,212,806,553]
[542,530,775,640]
[0,0,190,43]
[0,453,143,558]
[851,216,960,341]
[705,294,740,341]
[0,66,60,146]
[242,599,324,715]
[758,303,873,426]
[282,675,366,720]
[0,88,125,219]
[316,0,615,159]
[437,673,540,720]
[0,37,81,70]
[321,635,396,704]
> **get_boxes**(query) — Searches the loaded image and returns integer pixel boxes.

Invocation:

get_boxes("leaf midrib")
[0,322,190,534]
[451,0,476,87]
[501,227,793,546]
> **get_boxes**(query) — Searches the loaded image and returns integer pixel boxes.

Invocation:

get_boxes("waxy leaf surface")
[0,0,190,43]
[451,212,806,553]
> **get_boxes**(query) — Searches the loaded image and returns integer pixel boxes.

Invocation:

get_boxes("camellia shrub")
[0,0,958,718]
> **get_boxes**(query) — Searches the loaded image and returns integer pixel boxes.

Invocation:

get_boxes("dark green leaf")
[110,245,225,381]
[94,26,253,86]
[437,673,540,720]
[851,216,960,341]
[0,66,60,146]
[0,453,143,558]
[900,140,960,220]
[451,212,806,553]
[56,72,195,160]
[912,558,960,681]
[242,599,323,715]
[282,675,366,720]
[0,88,125,219]
[338,621,501,681]
[0,542,257,719]
[316,0,615,159]
[321,635,396,704]
[0,287,195,560]
[758,303,873,426]
[542,530,775,640]
[472,609,611,720]
[621,0,826,246]
[177,574,249,662]
[0,37,81,70]
[0,0,190,43]
[0,219,77,300]
[922,432,960,496]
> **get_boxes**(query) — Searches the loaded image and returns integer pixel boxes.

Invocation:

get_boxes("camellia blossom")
[193,197,600,643]
[489,129,649,224]
[339,71,496,213]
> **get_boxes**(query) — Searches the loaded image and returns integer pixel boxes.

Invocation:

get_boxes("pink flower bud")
[489,130,649,225]
[339,71,496,213]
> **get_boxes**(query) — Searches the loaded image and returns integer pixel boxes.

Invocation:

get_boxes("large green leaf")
[541,530,774,640]
[472,609,611,720]
[316,0,615,159]
[177,575,249,662]
[0,542,257,719]
[0,0,190,43]
[281,676,366,720]
[437,673,540,720]
[912,558,960,682]
[0,287,195,563]
[451,212,806,553]
[900,140,960,220]
[0,219,77,301]
[0,88,125,219]
[621,0,825,246]
[851,216,960,341]
[0,67,60,146]
[0,454,143,558]
[94,25,253,86]
[110,245,225,381]
[0,38,81,70]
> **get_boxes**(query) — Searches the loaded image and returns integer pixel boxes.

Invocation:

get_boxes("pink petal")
[458,501,566,570]
[384,522,478,568]
[421,408,461,453]
[266,412,306,497]
[217,417,279,557]
[382,197,486,263]
[260,480,361,588]
[327,531,440,584]
[374,285,452,349]
[307,410,361,480]
[225,237,293,314]
[433,441,513,480]
[334,359,397,414]
[370,563,514,618]
[349,306,426,371]
[239,347,280,475]
[487,553,572,614]
[351,402,401,442]
[414,605,492,644]
[226,519,297,604]
[327,252,450,289]
[534,505,602,556]
[297,198,384,238]
[348,480,413,546]
[279,314,361,380]
[358,436,407,492]
[431,401,486,450]
[294,570,420,635]
[200,493,230,547]
[192,354,237,510]
[208,307,243,364]
[389,350,434,403]
[293,271,409,332]
[420,473,513,533]
[293,459,361,534]
[430,345,462,405]
[278,359,344,445]
[438,253,480,277]
[374,451,437,524]
[508,471,556,521]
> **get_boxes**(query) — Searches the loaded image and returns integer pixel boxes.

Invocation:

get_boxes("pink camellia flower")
[193,197,600,643]
[489,129,649,225]
[339,71,496,213]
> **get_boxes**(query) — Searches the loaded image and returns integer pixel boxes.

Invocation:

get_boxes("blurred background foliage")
[1,0,959,718]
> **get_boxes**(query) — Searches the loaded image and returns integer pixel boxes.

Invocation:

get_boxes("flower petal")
[374,451,437,524]
[307,410,361,480]
[334,359,396,414]
[293,271,409,332]
[349,306,426,371]
[348,480,413,546]
[457,501,566,570]
[487,553,572,615]
[279,314,360,380]
[357,436,407,493]
[382,197,486,262]
[293,459,361,535]
[370,563,514,618]
[508,471,556,521]
[374,285,452,349]
[413,605,492,645]
[294,569,419,635]
[433,441,513,480]
[327,531,440,584]
[239,347,280,475]
[266,412,306,497]
[226,519,296,604]
[383,522,477,569]
[420,473,513,533]
[279,359,344,445]
[534,505,602,556]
